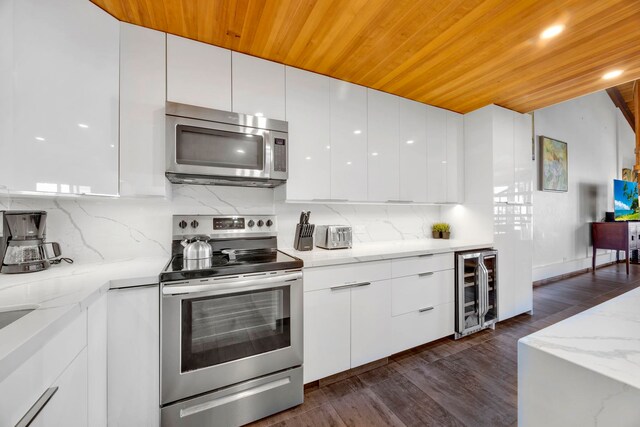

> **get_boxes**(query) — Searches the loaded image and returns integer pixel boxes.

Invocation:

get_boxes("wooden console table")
[591,222,640,275]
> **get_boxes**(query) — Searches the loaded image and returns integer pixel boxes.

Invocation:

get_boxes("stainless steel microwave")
[165,102,288,187]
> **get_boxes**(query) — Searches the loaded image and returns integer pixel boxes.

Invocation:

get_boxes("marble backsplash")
[0,185,441,264]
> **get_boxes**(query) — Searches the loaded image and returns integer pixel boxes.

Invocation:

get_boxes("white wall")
[0,188,440,264]
[532,90,635,281]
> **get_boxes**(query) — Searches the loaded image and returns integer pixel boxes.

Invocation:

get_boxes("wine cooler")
[455,249,498,339]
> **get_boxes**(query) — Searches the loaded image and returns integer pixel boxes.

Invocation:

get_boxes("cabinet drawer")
[390,302,454,354]
[391,252,453,278]
[0,311,87,426]
[391,270,454,316]
[304,261,391,292]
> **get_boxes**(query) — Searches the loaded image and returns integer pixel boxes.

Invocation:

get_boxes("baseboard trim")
[533,260,619,286]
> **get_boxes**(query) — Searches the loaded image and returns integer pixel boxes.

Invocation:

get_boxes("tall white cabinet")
[399,99,429,203]
[367,90,400,201]
[0,0,119,196]
[232,52,285,120]
[463,104,533,321]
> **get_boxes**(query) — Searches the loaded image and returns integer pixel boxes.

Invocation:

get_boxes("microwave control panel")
[273,138,287,172]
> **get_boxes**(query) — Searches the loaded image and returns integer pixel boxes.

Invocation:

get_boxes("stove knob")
[266,219,273,227]
[190,220,199,229]
[257,220,264,227]
[178,220,188,229]
[248,220,255,227]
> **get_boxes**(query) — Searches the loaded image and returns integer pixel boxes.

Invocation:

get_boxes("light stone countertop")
[0,256,168,383]
[280,238,493,268]
[519,286,640,390]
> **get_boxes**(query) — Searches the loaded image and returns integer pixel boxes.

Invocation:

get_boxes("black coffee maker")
[0,211,62,273]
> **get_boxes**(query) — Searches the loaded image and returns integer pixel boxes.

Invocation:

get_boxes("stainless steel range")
[160,215,303,427]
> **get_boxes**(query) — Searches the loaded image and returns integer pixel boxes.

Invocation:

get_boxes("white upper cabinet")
[426,106,447,203]
[284,67,331,200]
[446,111,464,203]
[399,98,428,203]
[119,23,166,197]
[167,35,231,111]
[367,89,400,202]
[1,0,119,196]
[330,79,368,201]
[231,52,285,120]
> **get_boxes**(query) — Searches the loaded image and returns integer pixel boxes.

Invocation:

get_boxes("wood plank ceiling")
[91,0,640,114]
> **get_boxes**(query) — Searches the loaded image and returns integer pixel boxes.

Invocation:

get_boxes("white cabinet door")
[367,89,400,202]
[167,34,231,111]
[330,79,368,201]
[284,67,331,200]
[493,107,515,203]
[3,0,119,195]
[350,280,391,367]
[304,287,351,383]
[108,286,160,426]
[232,52,285,120]
[119,23,166,197]
[399,98,428,203]
[446,111,464,203]
[88,294,107,427]
[426,105,447,202]
[514,112,533,205]
[30,349,88,427]
[512,204,533,316]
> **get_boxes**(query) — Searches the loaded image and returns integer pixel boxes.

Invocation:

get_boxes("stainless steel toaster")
[315,225,352,250]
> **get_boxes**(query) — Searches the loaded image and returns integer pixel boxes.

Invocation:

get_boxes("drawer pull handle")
[16,387,58,427]
[418,272,434,277]
[419,253,434,258]
[330,281,371,291]
[419,306,435,313]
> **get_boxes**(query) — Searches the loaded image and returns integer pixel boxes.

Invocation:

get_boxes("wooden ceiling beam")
[607,86,636,131]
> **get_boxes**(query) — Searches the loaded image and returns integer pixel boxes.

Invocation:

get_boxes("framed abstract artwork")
[540,136,568,192]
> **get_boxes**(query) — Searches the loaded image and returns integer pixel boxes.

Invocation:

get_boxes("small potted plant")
[431,223,451,239]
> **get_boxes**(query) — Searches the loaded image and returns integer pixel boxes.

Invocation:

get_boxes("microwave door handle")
[162,271,302,296]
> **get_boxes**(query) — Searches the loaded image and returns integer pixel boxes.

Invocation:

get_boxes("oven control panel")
[173,215,277,237]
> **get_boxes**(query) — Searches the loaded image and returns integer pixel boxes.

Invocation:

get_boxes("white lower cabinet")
[88,294,108,427]
[350,280,392,367]
[303,254,456,383]
[107,285,160,426]
[303,287,351,383]
[30,349,89,427]
[391,303,454,354]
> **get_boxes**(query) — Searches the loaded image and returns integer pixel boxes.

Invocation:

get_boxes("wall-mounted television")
[614,179,639,221]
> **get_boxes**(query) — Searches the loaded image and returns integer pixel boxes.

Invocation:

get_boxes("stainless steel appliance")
[165,102,288,187]
[160,215,303,427]
[315,225,352,250]
[0,211,62,274]
[455,249,498,339]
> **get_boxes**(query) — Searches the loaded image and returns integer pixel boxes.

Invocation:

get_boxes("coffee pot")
[0,211,64,274]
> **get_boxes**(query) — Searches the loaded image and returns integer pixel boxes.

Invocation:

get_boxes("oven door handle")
[162,271,302,296]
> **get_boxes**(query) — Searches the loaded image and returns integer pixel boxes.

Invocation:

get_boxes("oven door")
[161,270,303,405]
[166,115,275,179]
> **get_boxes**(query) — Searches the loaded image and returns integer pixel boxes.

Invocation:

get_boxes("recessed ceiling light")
[540,24,564,40]
[35,137,45,142]
[78,123,89,128]
[602,70,624,80]
[255,112,264,117]
[353,130,362,135]
[236,149,245,154]
[372,152,379,156]
[406,140,414,144]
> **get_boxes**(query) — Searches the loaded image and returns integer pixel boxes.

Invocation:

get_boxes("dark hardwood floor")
[248,264,640,427]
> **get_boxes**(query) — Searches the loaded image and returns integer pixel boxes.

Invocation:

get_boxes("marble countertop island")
[0,256,168,382]
[281,238,493,268]
[518,287,640,426]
